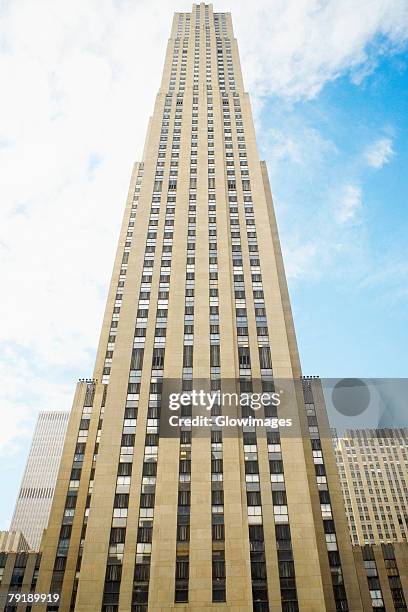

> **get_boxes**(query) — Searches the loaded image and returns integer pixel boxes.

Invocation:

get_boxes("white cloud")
[284,242,320,279]
[359,256,408,306]
[265,125,337,167]
[231,0,408,99]
[336,185,363,223]
[0,0,174,455]
[364,137,394,168]
[0,0,407,459]
[0,347,73,455]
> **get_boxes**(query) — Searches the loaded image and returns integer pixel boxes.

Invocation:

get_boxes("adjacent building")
[0,531,29,554]
[28,4,408,612]
[10,411,69,551]
[334,428,408,545]
[353,543,408,611]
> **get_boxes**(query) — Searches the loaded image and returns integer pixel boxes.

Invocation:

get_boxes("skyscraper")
[36,4,369,611]
[10,411,69,551]
[334,428,408,545]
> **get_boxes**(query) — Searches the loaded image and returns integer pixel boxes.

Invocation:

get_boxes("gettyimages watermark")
[157,378,408,438]
[167,388,292,429]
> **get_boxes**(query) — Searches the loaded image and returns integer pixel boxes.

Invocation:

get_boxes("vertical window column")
[102,164,144,385]
[302,378,349,611]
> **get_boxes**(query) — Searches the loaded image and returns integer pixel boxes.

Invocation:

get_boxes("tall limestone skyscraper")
[36,4,367,611]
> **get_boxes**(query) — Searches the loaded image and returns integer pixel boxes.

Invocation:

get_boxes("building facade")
[2,548,408,612]
[0,551,41,609]
[0,532,29,554]
[353,543,408,611]
[10,412,70,550]
[334,429,408,546]
[32,4,395,612]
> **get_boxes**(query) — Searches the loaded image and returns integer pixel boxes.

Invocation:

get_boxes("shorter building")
[0,551,41,611]
[353,543,408,611]
[10,411,69,551]
[0,531,29,553]
[334,428,408,545]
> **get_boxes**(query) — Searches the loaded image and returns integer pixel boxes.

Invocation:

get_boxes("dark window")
[178,490,191,506]
[60,525,72,539]
[177,524,190,542]
[238,346,251,368]
[279,561,295,578]
[212,523,225,541]
[259,346,272,369]
[110,528,126,544]
[137,527,153,543]
[140,493,155,508]
[106,564,122,581]
[245,460,259,474]
[131,348,144,370]
[211,430,222,443]
[127,383,140,394]
[183,345,193,367]
[249,525,265,542]
[179,460,191,474]
[152,348,165,368]
[210,345,220,367]
[10,567,24,587]
[272,490,287,505]
[114,494,129,508]
[211,459,223,473]
[247,491,262,506]
[65,493,77,509]
[118,463,132,476]
[134,563,150,582]
[270,460,283,473]
[175,556,189,580]
[121,434,135,447]
[319,490,331,504]
[143,462,157,476]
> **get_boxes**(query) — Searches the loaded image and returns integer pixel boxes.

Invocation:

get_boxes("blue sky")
[261,52,408,377]
[0,0,407,531]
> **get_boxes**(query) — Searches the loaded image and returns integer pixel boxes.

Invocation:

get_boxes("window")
[247,491,262,506]
[210,344,220,367]
[178,490,191,506]
[270,460,283,474]
[152,348,165,369]
[212,551,226,602]
[177,524,190,542]
[114,493,129,508]
[212,523,225,541]
[131,348,144,370]
[110,527,126,544]
[212,489,224,505]
[238,346,251,369]
[183,345,193,367]
[259,346,272,369]
[175,556,189,580]
[10,567,25,587]
[106,563,122,582]
[212,459,223,473]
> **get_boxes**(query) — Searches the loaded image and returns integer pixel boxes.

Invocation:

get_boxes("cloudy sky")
[1,0,407,529]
